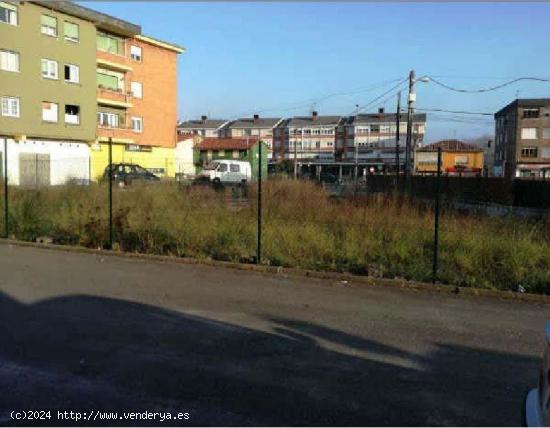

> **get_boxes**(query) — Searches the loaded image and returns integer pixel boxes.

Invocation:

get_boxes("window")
[97,32,123,55]
[0,49,19,72]
[0,1,17,25]
[41,15,57,37]
[232,150,239,159]
[42,101,58,122]
[41,59,58,79]
[218,163,227,172]
[97,68,123,91]
[130,45,142,61]
[521,128,537,140]
[1,96,19,117]
[542,147,550,159]
[64,104,79,124]
[523,108,540,119]
[131,116,143,133]
[64,64,79,83]
[370,125,380,133]
[130,81,142,98]
[64,21,79,42]
[521,147,538,158]
[543,128,550,139]
[230,164,240,173]
[98,111,121,128]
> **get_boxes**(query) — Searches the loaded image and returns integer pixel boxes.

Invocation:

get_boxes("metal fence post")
[108,137,113,249]
[257,140,262,264]
[3,138,8,239]
[432,146,442,284]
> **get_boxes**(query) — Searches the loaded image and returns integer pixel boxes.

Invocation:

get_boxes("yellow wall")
[415,150,484,173]
[89,143,175,181]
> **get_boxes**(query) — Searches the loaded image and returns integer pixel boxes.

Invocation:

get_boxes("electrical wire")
[427,76,550,93]
[415,107,493,116]
[353,78,409,115]
[230,77,406,119]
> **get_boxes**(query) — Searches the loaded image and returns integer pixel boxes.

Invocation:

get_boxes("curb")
[1,238,550,304]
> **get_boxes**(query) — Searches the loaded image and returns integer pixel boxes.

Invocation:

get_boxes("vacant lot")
[2,179,550,293]
[0,243,548,425]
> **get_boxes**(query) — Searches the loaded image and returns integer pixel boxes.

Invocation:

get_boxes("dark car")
[102,163,160,187]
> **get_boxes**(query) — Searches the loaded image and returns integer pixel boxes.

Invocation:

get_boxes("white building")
[0,137,90,186]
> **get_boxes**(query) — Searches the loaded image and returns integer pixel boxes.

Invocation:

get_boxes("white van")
[205,159,252,184]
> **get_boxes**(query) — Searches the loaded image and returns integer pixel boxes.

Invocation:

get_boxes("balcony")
[97,86,133,109]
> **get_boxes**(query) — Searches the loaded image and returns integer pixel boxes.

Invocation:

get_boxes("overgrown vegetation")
[2,179,550,294]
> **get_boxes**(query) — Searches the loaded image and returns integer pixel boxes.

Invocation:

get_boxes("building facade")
[0,1,183,184]
[225,115,283,159]
[494,99,550,178]
[0,1,97,184]
[414,140,484,176]
[273,112,343,162]
[342,111,426,172]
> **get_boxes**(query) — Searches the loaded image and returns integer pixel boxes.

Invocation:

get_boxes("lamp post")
[405,71,430,179]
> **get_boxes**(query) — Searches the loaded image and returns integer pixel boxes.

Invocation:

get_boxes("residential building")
[0,0,97,184]
[225,115,283,159]
[414,140,484,176]
[193,137,268,178]
[92,19,184,180]
[177,116,229,138]
[342,110,426,172]
[494,99,550,178]
[274,111,343,162]
[0,1,183,185]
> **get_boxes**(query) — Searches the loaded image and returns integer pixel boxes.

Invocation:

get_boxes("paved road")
[0,243,548,426]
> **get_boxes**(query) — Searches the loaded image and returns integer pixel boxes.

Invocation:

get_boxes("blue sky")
[82,1,550,142]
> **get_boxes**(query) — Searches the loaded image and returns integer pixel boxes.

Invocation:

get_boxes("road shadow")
[0,291,540,426]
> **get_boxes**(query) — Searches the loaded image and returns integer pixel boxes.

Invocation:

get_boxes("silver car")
[525,323,550,427]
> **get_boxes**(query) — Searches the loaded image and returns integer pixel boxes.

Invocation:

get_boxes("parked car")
[524,322,550,427]
[203,160,252,185]
[102,163,160,187]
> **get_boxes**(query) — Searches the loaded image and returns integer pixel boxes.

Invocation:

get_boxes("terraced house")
[0,1,183,185]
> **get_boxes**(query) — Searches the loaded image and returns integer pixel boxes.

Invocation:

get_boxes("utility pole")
[395,91,401,177]
[293,129,298,179]
[257,140,262,265]
[405,70,415,179]
[108,136,113,250]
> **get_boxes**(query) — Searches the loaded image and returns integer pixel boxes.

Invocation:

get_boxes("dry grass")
[2,178,550,294]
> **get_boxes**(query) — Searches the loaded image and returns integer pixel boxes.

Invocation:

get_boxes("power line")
[415,107,493,116]
[230,77,405,119]
[427,76,550,93]
[353,78,409,115]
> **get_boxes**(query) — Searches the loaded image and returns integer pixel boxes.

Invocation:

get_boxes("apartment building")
[225,115,283,159]
[274,112,343,162]
[92,17,183,179]
[0,1,97,185]
[494,99,550,178]
[341,110,426,172]
[0,1,183,184]
[177,116,229,138]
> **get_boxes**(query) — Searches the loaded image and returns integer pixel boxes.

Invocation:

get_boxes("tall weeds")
[2,179,549,294]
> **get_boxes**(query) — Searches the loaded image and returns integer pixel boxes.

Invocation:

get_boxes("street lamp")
[405,71,429,179]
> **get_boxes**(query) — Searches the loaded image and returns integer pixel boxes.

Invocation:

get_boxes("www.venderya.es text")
[10,410,190,422]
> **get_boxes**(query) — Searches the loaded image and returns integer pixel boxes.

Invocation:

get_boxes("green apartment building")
[0,1,97,184]
[0,1,165,186]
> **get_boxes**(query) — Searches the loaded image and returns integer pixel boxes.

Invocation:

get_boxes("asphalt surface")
[0,243,548,426]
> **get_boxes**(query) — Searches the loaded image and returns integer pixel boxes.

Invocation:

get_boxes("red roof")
[418,139,482,152]
[195,138,259,150]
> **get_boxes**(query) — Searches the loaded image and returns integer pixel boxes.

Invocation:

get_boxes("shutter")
[64,22,78,39]
[41,14,56,28]
[97,72,118,90]
[97,33,109,51]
